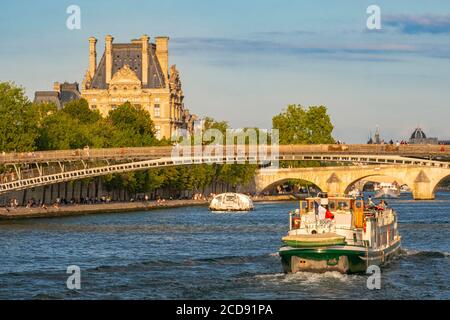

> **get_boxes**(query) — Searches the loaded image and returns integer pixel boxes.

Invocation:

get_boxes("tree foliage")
[0,82,335,197]
[0,82,39,151]
[272,104,334,144]
[106,102,157,147]
[273,104,335,168]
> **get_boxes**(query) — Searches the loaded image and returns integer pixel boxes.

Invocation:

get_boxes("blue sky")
[1,0,450,143]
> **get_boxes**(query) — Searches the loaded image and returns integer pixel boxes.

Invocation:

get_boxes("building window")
[111,105,117,110]
[91,105,97,110]
[154,104,161,118]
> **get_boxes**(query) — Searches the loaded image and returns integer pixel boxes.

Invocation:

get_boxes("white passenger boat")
[400,184,411,194]
[209,193,254,211]
[374,182,400,199]
[279,194,402,274]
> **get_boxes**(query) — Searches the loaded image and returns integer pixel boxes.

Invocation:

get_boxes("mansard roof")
[34,82,81,108]
[34,91,61,108]
[88,43,165,90]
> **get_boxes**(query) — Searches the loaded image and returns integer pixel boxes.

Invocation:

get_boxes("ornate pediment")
[82,70,92,89]
[110,65,141,87]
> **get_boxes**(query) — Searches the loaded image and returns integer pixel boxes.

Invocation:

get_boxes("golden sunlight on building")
[81,35,196,139]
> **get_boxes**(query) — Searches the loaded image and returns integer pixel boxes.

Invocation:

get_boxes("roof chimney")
[105,35,114,84]
[88,37,97,79]
[53,82,61,93]
[141,35,150,86]
[155,36,169,81]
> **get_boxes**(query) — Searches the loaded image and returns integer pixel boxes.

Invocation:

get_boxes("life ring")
[293,217,301,229]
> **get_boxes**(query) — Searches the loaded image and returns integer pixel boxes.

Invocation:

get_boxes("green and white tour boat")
[279,193,402,274]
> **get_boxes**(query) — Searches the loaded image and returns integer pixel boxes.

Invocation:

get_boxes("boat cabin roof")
[300,196,365,213]
[305,196,356,201]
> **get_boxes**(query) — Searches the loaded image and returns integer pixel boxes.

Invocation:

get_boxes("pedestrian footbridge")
[1,144,449,199]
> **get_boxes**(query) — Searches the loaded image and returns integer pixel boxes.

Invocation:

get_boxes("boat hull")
[279,239,401,274]
[374,188,400,199]
[209,207,254,212]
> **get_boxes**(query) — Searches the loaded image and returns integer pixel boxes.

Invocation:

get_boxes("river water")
[0,193,449,300]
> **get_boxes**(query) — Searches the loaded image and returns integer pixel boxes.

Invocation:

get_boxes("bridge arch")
[344,174,409,195]
[254,165,450,200]
[432,173,450,195]
[258,178,323,195]
[254,168,330,195]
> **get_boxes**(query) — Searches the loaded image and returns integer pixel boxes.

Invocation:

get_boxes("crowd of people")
[2,192,219,210]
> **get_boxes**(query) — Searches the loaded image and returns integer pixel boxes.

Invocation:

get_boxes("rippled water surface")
[0,193,449,299]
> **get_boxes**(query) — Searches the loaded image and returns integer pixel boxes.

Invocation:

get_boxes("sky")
[1,0,450,143]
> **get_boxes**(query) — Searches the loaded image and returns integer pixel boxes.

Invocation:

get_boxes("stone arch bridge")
[254,165,450,200]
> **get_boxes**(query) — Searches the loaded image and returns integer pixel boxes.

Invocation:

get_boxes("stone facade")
[81,35,196,139]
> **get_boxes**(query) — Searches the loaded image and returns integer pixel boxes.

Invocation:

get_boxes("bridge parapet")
[1,144,450,165]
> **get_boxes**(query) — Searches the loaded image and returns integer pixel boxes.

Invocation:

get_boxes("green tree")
[273,104,335,168]
[272,104,334,144]
[107,102,156,147]
[62,98,102,124]
[31,102,58,128]
[0,82,39,151]
[37,111,89,150]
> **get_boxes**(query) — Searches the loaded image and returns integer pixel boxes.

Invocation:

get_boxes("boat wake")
[89,253,279,273]
[402,249,450,259]
[250,270,357,285]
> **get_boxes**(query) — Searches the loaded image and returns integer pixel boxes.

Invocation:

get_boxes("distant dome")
[410,127,427,140]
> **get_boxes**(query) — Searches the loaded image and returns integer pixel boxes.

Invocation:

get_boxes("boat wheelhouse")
[279,193,401,273]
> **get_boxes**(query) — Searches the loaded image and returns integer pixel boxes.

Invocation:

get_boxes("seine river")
[0,193,449,299]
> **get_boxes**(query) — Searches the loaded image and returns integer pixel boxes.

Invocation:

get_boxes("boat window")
[328,201,336,210]
[337,201,350,210]
[355,201,362,208]
[226,195,236,201]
